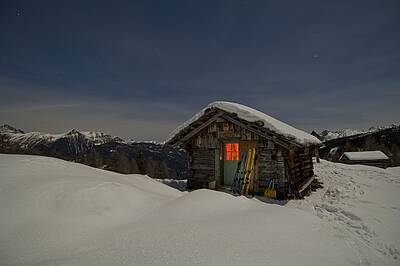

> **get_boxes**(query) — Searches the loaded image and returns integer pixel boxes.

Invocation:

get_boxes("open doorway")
[223,143,239,186]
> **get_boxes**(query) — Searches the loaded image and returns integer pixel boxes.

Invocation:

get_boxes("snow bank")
[387,166,400,176]
[0,154,181,265]
[166,101,320,145]
[341,151,389,161]
[0,154,399,265]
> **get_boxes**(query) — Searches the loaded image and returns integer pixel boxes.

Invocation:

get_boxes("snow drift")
[0,154,399,265]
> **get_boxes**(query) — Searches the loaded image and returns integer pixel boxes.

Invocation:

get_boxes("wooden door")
[223,143,240,185]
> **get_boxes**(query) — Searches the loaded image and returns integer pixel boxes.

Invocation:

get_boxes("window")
[225,143,239,160]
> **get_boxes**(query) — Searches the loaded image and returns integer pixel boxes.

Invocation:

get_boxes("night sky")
[1,0,399,141]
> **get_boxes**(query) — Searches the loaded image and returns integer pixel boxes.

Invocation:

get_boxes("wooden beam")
[171,112,224,146]
[214,144,220,187]
[220,114,296,149]
[297,175,315,194]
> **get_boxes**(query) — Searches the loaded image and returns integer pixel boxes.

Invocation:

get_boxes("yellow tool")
[264,179,277,199]
[244,148,256,196]
[241,148,256,196]
[240,148,251,195]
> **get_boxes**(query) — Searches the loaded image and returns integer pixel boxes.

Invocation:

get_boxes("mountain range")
[0,124,187,179]
[3,123,398,178]
[313,125,398,142]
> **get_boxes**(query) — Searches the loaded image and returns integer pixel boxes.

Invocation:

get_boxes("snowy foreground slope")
[0,155,399,265]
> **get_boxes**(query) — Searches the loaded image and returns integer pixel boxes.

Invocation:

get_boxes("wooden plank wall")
[187,120,262,190]
[187,148,215,189]
[257,140,286,191]
[185,119,315,194]
[288,147,314,184]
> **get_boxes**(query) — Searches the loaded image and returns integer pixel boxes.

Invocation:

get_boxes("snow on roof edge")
[166,101,321,145]
[341,151,389,161]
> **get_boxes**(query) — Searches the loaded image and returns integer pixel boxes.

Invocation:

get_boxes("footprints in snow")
[313,164,400,262]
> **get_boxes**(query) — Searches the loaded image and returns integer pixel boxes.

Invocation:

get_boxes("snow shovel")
[264,179,277,199]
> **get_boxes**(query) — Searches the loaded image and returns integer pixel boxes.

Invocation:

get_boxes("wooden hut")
[319,125,400,167]
[165,101,321,198]
[339,151,389,168]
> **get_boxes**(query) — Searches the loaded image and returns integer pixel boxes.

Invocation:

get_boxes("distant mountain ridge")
[314,124,398,142]
[0,124,24,134]
[1,124,124,147]
[317,125,400,167]
[0,124,187,179]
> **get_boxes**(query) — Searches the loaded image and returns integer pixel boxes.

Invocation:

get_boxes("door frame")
[220,140,242,186]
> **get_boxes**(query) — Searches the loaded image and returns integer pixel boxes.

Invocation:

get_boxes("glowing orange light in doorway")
[225,143,239,160]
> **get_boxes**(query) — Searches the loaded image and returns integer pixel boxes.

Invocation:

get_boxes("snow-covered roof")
[329,147,340,155]
[341,151,389,161]
[166,101,321,145]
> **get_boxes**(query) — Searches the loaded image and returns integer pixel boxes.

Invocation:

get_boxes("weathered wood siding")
[185,119,262,190]
[257,140,286,191]
[288,147,314,185]
[183,118,316,195]
[169,109,317,197]
[187,148,215,189]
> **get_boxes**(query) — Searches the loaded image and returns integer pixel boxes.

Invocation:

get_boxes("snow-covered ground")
[289,161,400,265]
[0,154,399,265]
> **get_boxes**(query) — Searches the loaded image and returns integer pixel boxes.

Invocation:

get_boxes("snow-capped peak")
[65,128,82,135]
[0,125,124,148]
[317,124,398,142]
[0,124,24,134]
[80,131,124,144]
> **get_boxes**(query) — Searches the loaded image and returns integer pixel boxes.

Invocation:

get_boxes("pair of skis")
[241,148,256,196]
[231,152,246,194]
[231,148,256,196]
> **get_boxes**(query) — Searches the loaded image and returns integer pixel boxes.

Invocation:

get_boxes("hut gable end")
[167,110,301,150]
[166,101,320,146]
